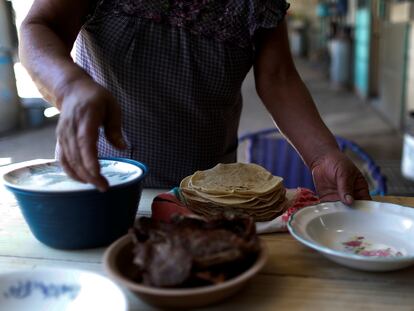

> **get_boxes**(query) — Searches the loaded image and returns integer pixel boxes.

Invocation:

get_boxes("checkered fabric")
[72,0,288,188]
[98,0,290,48]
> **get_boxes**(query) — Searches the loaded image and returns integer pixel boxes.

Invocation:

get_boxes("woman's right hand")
[56,78,126,191]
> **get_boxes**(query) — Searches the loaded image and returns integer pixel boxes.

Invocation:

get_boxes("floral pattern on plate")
[342,236,405,258]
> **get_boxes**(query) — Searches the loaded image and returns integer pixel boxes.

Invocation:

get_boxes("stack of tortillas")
[180,163,288,222]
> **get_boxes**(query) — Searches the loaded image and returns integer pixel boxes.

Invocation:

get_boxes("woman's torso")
[74,0,288,188]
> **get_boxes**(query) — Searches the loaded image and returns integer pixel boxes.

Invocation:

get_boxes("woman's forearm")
[253,21,339,169]
[19,22,88,108]
[256,70,339,169]
[19,0,92,108]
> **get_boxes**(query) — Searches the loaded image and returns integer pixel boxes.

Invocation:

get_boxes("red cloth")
[151,187,320,232]
[281,188,320,222]
[151,190,194,223]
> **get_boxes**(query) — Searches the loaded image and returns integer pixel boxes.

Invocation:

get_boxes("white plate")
[3,159,143,192]
[0,268,128,311]
[287,200,414,271]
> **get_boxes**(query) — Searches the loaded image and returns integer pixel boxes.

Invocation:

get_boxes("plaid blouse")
[74,0,289,188]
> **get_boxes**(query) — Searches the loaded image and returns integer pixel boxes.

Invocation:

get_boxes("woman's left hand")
[311,150,371,205]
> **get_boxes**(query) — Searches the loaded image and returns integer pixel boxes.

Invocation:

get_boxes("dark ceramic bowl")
[2,157,148,249]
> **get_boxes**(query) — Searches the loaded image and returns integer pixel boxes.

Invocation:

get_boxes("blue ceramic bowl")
[2,158,148,250]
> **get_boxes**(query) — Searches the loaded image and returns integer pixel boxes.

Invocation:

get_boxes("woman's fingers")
[312,150,371,204]
[58,140,86,183]
[64,121,94,183]
[60,125,108,191]
[353,175,371,200]
[336,170,355,205]
[57,117,87,183]
[77,115,109,191]
[56,80,124,191]
[318,191,340,202]
[57,103,108,191]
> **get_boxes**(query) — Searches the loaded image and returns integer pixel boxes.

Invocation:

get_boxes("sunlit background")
[10,0,40,99]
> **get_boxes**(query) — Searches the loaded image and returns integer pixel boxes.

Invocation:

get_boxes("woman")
[19,0,370,204]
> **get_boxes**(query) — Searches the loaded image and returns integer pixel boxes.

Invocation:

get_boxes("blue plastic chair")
[239,128,387,196]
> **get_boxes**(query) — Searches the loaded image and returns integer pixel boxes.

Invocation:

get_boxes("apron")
[69,0,288,188]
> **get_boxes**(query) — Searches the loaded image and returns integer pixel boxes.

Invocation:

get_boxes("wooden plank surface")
[373,195,414,207]
[261,235,414,283]
[1,255,413,311]
[207,274,414,311]
[2,161,414,310]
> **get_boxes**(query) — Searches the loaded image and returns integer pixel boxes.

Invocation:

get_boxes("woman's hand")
[19,0,123,191]
[311,150,371,205]
[56,78,126,191]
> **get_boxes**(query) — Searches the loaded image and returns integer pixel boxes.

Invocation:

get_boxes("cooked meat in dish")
[130,214,261,288]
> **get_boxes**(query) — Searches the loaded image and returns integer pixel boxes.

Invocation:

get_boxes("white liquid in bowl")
[3,160,143,192]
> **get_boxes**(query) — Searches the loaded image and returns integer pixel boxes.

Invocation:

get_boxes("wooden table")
[1,161,414,310]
